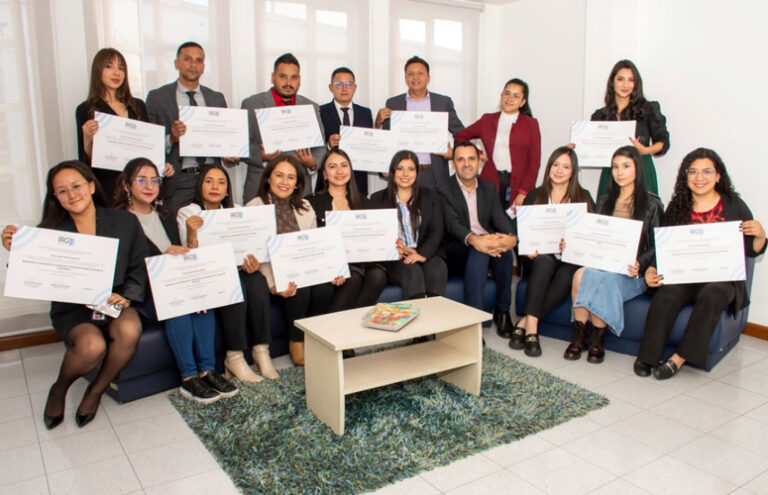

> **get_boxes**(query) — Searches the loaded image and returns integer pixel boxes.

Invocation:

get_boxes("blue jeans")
[446,241,513,312]
[164,311,216,379]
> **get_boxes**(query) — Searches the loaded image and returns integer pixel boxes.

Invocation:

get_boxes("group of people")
[1,41,765,431]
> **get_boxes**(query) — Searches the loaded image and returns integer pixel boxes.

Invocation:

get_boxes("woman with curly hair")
[635,148,766,379]
[591,60,670,196]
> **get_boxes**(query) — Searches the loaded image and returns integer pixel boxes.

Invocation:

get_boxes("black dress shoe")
[508,326,525,350]
[524,334,542,357]
[586,325,605,364]
[496,312,515,338]
[75,409,96,428]
[653,359,680,380]
[43,385,64,430]
[633,359,652,377]
[564,321,588,360]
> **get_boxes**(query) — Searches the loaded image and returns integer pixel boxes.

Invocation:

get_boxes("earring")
[127,190,132,206]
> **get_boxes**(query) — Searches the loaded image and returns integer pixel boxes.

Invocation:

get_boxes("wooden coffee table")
[294,296,491,435]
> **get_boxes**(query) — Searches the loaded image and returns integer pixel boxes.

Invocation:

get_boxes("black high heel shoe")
[75,409,97,428]
[43,385,64,430]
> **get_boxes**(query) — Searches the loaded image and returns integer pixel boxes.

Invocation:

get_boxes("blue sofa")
[101,277,498,403]
[514,258,756,371]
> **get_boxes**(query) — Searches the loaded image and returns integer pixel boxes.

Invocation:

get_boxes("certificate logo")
[545,207,556,214]
[230,212,243,219]
[208,110,220,117]
[57,236,75,246]
[124,122,136,130]
[183,254,198,262]
[364,131,373,137]
[689,228,704,235]
[281,109,292,115]
[598,124,609,130]
[296,234,309,241]
[414,114,424,120]
[355,213,367,220]
[596,218,608,226]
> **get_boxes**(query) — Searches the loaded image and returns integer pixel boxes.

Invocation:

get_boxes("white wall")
[490,0,768,325]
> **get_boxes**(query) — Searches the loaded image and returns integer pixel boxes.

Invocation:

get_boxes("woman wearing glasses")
[455,78,541,208]
[635,148,765,379]
[113,158,237,403]
[2,161,148,429]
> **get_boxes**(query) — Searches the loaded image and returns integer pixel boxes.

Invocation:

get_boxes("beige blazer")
[246,196,316,289]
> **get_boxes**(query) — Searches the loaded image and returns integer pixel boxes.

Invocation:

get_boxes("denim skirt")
[572,268,647,336]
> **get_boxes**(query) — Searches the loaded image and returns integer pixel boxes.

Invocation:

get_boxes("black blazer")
[370,187,444,260]
[144,210,181,257]
[591,100,670,156]
[305,191,372,227]
[75,98,148,164]
[50,207,149,326]
[319,101,374,143]
[439,175,514,244]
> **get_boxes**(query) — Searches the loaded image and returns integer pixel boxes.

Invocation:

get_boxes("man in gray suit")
[376,55,464,190]
[145,41,234,212]
[241,53,326,202]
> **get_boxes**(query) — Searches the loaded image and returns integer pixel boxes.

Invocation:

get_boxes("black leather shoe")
[75,409,96,428]
[202,371,239,398]
[586,325,605,364]
[492,310,503,327]
[496,312,515,338]
[43,385,64,430]
[524,334,542,357]
[633,359,652,377]
[508,326,525,350]
[564,321,588,360]
[653,359,680,380]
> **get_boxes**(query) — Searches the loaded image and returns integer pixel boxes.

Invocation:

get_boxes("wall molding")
[744,322,768,341]
[0,329,60,351]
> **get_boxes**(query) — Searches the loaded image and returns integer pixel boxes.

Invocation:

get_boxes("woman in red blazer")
[456,78,542,207]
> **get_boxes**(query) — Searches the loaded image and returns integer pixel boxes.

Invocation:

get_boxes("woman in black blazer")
[75,48,169,204]
[306,148,387,311]
[371,150,447,298]
[2,161,148,430]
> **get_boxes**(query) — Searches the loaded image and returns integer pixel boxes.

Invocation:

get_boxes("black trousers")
[637,282,736,368]
[384,257,447,299]
[524,255,578,319]
[280,284,336,342]
[498,170,511,208]
[216,270,271,350]
[328,264,387,312]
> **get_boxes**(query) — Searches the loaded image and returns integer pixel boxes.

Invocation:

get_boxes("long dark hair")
[597,59,648,121]
[316,148,362,209]
[39,161,106,229]
[86,48,142,118]
[190,164,235,209]
[504,78,533,117]
[598,146,648,221]
[665,148,737,226]
[256,154,309,211]
[534,146,592,210]
[113,157,168,216]
[384,150,421,240]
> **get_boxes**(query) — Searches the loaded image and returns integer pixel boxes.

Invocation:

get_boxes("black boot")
[496,312,514,338]
[587,325,606,364]
[564,320,588,360]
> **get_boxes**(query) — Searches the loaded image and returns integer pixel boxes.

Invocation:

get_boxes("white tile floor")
[3,331,768,495]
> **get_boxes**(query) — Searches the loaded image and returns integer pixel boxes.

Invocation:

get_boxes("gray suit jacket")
[382,92,464,189]
[241,90,326,202]
[145,81,228,199]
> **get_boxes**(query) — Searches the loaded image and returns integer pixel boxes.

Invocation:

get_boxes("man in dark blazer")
[318,66,373,194]
[439,141,517,337]
[241,53,325,202]
[376,55,464,190]
[145,41,233,212]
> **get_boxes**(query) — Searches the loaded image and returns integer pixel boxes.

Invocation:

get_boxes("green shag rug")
[170,349,608,495]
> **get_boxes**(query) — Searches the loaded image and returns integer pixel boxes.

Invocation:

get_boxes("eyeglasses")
[53,181,89,197]
[687,168,716,177]
[135,177,163,187]
[333,81,356,89]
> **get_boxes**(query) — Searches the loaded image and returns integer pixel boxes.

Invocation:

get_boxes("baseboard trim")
[0,329,60,351]
[744,322,768,341]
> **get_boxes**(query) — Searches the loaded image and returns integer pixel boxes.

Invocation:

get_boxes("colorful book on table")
[361,303,421,332]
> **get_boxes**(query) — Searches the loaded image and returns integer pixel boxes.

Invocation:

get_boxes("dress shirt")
[492,111,518,172]
[458,178,488,244]
[271,87,296,106]
[175,82,211,170]
[334,100,354,127]
[405,92,432,166]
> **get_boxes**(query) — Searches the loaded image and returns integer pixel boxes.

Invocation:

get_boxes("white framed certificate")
[91,112,165,171]
[196,205,276,263]
[145,243,244,321]
[338,126,396,173]
[325,209,399,263]
[655,222,746,285]
[390,111,450,153]
[516,203,588,255]
[562,211,643,274]
[178,106,249,158]
[4,226,118,305]
[570,121,636,168]
[255,105,324,153]
[266,226,351,292]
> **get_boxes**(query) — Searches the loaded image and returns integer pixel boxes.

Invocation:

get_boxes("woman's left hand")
[107,293,130,308]
[627,260,640,278]
[165,245,189,256]
[162,163,175,178]
[742,220,766,239]
[242,254,260,274]
[331,275,346,286]
[629,137,651,155]
[403,252,426,264]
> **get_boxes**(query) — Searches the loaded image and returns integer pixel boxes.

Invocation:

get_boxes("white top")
[132,209,171,253]
[492,111,518,173]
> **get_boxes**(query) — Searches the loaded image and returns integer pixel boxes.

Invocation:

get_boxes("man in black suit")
[145,41,234,211]
[318,67,373,194]
[376,55,464,189]
[439,141,517,337]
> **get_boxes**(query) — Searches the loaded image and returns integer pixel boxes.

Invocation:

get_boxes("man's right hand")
[375,108,391,128]
[170,120,186,144]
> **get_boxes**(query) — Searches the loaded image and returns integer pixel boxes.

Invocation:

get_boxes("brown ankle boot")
[564,321,588,360]
[587,325,606,363]
[289,341,305,366]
